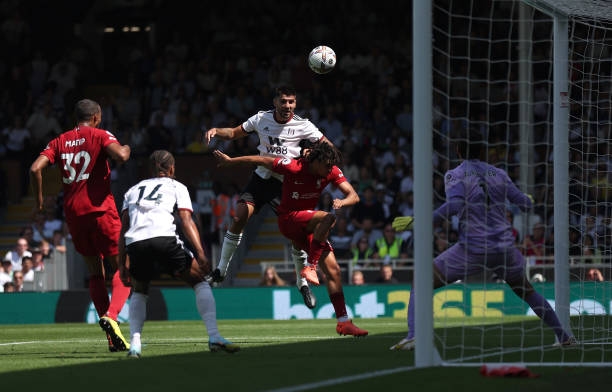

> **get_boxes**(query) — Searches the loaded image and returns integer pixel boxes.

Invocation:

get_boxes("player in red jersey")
[204,86,330,310]
[213,143,368,336]
[30,99,132,351]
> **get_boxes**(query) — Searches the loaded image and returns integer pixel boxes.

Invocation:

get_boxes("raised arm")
[213,149,276,169]
[506,178,533,212]
[204,125,247,145]
[432,196,464,225]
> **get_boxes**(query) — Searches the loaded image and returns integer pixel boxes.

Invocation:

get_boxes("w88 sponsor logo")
[266,145,288,155]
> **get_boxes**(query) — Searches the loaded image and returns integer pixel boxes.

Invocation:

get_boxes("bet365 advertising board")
[0,283,610,324]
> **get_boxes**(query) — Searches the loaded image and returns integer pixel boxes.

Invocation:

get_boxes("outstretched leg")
[319,251,368,337]
[292,246,317,309]
[508,276,574,344]
[85,256,110,318]
[85,255,130,352]
[214,231,243,279]
[390,264,447,350]
[210,202,252,282]
[187,259,240,353]
[505,249,574,345]
[106,255,131,320]
[297,212,337,305]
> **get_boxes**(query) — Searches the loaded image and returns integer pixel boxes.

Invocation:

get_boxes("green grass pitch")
[0,317,609,391]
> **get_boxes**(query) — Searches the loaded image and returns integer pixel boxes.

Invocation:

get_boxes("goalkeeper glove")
[392,216,414,232]
[527,194,534,204]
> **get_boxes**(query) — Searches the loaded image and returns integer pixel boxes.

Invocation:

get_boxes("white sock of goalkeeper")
[129,292,147,342]
[292,246,308,288]
[217,231,242,276]
[194,281,220,340]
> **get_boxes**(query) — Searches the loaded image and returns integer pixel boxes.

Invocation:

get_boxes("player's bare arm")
[177,209,210,275]
[106,142,131,164]
[29,155,51,211]
[118,210,131,286]
[333,181,360,210]
[204,125,246,144]
[213,150,275,169]
[319,135,333,147]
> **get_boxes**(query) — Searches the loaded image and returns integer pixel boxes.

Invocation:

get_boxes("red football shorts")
[66,209,120,257]
[277,210,316,252]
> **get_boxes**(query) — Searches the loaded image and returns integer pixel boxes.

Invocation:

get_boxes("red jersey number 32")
[61,151,91,184]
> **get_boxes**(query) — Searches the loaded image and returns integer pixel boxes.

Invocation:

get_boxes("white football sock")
[292,247,308,288]
[129,292,147,338]
[217,232,242,276]
[131,332,141,349]
[194,281,220,340]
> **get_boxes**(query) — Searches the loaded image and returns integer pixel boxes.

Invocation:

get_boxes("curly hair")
[149,149,175,177]
[305,142,342,167]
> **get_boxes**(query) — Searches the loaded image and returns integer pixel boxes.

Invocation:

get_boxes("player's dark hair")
[275,85,297,98]
[149,150,175,177]
[454,127,487,160]
[306,142,342,167]
[74,99,101,122]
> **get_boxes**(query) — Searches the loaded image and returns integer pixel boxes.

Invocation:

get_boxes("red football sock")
[89,275,109,318]
[106,270,131,320]
[309,241,327,267]
[329,292,348,319]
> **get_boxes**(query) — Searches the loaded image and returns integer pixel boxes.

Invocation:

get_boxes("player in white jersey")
[203,85,332,309]
[119,150,239,357]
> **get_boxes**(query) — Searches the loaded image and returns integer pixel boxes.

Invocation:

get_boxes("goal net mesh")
[428,0,612,365]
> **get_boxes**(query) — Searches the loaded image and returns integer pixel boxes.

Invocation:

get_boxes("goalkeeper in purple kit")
[390,129,576,350]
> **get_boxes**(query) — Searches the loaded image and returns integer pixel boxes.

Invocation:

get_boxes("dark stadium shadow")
[5,316,607,391]
[0,330,414,392]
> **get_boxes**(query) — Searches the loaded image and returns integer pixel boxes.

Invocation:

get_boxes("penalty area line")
[0,339,98,346]
[263,366,415,392]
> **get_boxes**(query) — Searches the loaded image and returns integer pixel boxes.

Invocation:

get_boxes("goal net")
[414,0,612,366]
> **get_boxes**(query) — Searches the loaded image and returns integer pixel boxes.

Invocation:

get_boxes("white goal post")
[412,0,612,368]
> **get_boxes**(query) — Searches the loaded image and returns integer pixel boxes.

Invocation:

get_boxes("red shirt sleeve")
[272,157,302,175]
[330,166,347,186]
[40,137,59,164]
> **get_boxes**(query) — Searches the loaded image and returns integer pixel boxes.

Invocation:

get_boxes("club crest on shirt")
[445,173,455,185]
[291,191,299,199]
[280,158,291,165]
[105,130,117,141]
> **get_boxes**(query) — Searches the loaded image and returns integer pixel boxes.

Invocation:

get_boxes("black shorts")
[127,236,192,281]
[240,173,283,214]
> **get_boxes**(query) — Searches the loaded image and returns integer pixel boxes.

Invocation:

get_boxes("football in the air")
[308,45,336,74]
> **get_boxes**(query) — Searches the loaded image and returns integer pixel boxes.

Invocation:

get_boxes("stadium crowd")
[0,0,609,288]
